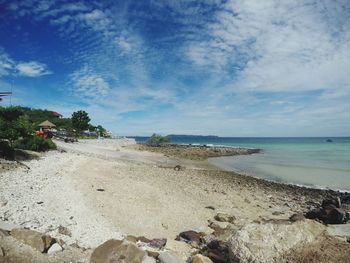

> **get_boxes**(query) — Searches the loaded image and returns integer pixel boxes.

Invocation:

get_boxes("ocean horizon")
[131,136,350,191]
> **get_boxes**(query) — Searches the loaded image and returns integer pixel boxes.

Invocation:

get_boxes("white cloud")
[69,67,110,99]
[0,51,14,76]
[16,61,52,77]
[185,0,350,95]
[0,48,51,78]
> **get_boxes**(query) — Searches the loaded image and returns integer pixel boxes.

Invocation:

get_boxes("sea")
[132,136,350,191]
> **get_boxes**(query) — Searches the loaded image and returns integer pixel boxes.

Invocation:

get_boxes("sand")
[0,139,339,249]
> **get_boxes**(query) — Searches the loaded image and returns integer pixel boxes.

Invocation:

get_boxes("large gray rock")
[90,239,146,263]
[191,254,213,263]
[158,251,187,263]
[229,220,325,263]
[11,228,53,253]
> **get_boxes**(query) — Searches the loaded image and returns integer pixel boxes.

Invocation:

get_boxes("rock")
[164,239,194,256]
[47,243,63,254]
[326,207,347,224]
[57,238,65,247]
[306,204,348,224]
[146,250,160,259]
[58,225,72,237]
[0,220,19,232]
[326,224,350,240]
[142,255,157,263]
[191,254,213,263]
[137,236,151,243]
[209,223,237,242]
[174,165,182,171]
[289,213,305,222]
[0,197,8,207]
[229,220,325,263]
[205,206,215,210]
[11,228,53,253]
[200,239,229,263]
[177,230,202,244]
[272,211,284,215]
[322,197,341,208]
[90,239,146,263]
[0,247,5,257]
[158,251,186,263]
[149,238,167,249]
[214,213,235,224]
[125,235,138,243]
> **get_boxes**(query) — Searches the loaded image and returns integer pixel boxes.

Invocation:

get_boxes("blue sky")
[0,0,349,136]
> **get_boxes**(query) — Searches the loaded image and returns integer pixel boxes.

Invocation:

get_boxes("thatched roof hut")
[38,120,56,129]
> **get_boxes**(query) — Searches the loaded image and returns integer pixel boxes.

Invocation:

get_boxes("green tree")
[71,110,90,133]
[0,107,32,147]
[146,133,170,146]
[96,125,106,136]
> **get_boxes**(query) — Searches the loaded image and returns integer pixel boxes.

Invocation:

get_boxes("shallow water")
[207,138,350,191]
[134,136,350,191]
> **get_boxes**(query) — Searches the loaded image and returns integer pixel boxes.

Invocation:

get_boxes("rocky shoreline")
[1,139,350,263]
[132,143,261,160]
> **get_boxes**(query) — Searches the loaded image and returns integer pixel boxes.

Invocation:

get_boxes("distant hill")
[167,134,219,139]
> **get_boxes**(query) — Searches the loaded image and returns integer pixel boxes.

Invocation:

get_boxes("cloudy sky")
[0,0,349,136]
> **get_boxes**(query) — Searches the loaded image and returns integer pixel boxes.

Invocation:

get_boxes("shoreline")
[208,158,350,194]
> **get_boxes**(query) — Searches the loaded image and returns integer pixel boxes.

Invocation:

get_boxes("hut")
[38,120,56,131]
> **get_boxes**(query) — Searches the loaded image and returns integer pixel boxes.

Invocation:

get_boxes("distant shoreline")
[132,143,261,160]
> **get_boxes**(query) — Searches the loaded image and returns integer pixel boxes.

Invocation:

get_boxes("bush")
[0,140,15,160]
[14,136,57,152]
[146,133,170,146]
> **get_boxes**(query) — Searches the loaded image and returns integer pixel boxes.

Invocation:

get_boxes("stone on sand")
[47,243,63,254]
[214,213,235,224]
[11,228,53,253]
[229,220,325,263]
[191,254,213,263]
[58,225,72,237]
[158,251,186,263]
[90,239,146,263]
[164,239,194,256]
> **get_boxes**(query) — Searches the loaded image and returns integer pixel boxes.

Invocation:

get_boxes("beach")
[1,139,350,262]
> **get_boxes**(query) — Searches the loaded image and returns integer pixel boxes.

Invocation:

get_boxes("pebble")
[0,197,8,207]
[47,243,63,254]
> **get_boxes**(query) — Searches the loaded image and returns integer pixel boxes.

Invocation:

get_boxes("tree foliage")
[0,107,33,146]
[146,133,170,146]
[71,110,91,132]
[96,125,106,136]
[14,136,56,152]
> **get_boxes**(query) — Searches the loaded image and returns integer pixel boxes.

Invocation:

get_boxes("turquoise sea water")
[133,136,350,191]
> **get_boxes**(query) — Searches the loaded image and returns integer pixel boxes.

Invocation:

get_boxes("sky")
[0,0,349,137]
